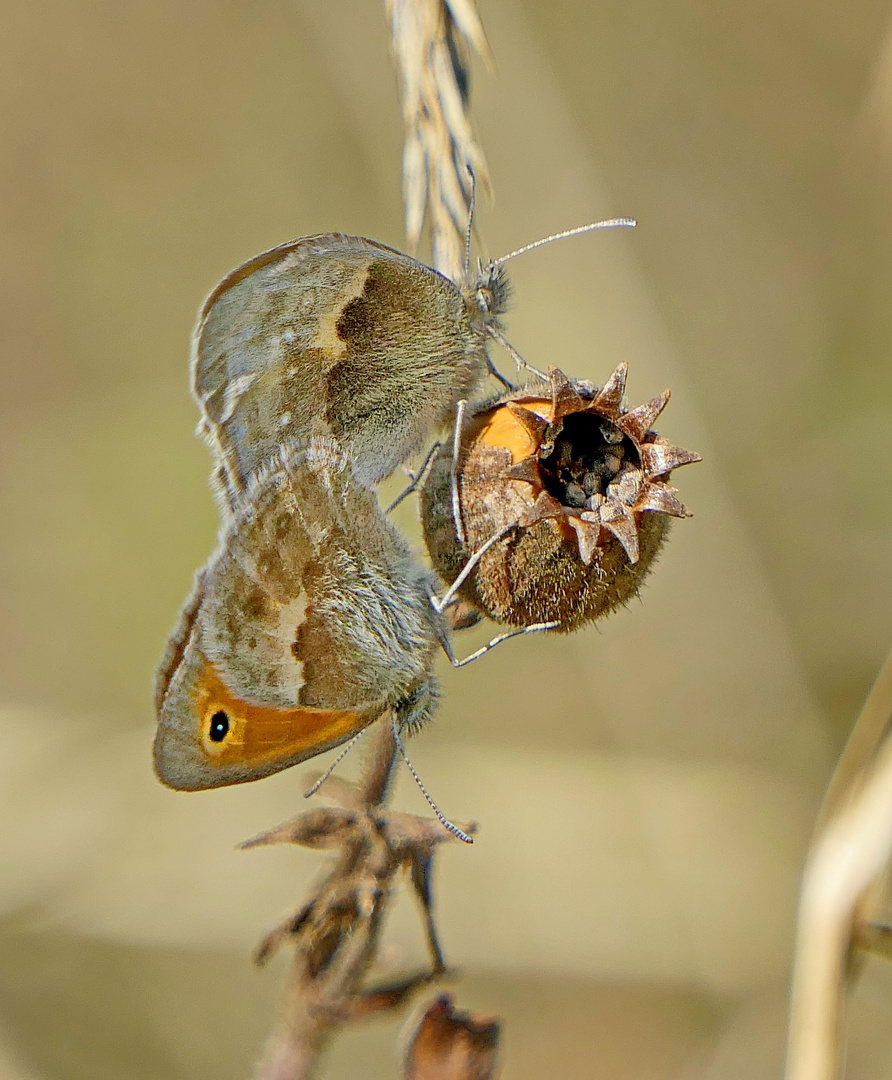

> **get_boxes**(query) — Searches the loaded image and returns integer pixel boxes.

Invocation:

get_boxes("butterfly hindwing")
[154,441,444,790]
[192,234,486,504]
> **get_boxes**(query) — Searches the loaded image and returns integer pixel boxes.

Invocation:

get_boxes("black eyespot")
[208,710,230,743]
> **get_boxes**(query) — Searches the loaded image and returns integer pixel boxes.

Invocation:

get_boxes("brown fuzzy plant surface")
[250,3,497,1078]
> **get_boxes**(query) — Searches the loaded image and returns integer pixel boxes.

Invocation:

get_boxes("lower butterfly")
[154,439,445,791]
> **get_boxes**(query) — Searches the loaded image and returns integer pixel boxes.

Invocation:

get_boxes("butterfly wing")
[191,234,485,506]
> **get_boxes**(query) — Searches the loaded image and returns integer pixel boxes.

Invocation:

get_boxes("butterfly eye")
[475,286,494,314]
[208,710,231,743]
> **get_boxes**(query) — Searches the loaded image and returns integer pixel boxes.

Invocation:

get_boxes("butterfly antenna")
[303,731,366,798]
[463,164,477,281]
[493,217,637,266]
[391,715,473,844]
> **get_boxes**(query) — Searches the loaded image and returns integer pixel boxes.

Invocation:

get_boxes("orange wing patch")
[195,662,370,767]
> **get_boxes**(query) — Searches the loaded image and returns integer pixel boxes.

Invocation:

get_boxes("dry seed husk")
[420,365,700,631]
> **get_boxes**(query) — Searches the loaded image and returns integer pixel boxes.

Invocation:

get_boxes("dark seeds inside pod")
[209,710,230,742]
[537,412,640,509]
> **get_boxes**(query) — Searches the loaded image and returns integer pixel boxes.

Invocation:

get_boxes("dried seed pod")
[404,995,500,1080]
[420,365,701,631]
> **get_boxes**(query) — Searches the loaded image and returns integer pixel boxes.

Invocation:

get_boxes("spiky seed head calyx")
[420,364,701,631]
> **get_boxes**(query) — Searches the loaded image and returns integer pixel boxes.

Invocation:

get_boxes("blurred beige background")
[2,0,892,1077]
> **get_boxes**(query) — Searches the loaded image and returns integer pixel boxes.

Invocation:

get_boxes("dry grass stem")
[385,0,493,279]
[816,645,892,830]
[785,648,892,1080]
[248,3,500,1075]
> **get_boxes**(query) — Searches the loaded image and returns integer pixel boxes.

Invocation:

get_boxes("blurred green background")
[2,0,892,1076]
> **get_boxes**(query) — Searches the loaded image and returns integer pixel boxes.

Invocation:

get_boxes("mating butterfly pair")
[155,233,528,804]
[154,227,699,824]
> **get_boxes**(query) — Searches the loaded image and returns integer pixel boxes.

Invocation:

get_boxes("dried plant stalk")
[785,646,892,1080]
[816,645,892,829]
[386,0,493,279]
[250,3,497,1077]
[251,722,474,1079]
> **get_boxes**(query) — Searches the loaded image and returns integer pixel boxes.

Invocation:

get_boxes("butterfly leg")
[385,440,442,515]
[429,523,516,614]
[485,354,516,390]
[449,399,468,548]
[438,621,559,668]
[487,326,549,383]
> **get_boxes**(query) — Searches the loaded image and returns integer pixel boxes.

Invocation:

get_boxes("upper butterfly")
[191,220,636,508]
[192,233,510,508]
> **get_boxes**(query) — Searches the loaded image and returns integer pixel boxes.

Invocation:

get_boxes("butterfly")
[156,220,633,806]
[191,222,634,510]
[154,439,445,791]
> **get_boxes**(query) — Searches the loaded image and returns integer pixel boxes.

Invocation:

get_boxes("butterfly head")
[470,260,511,323]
